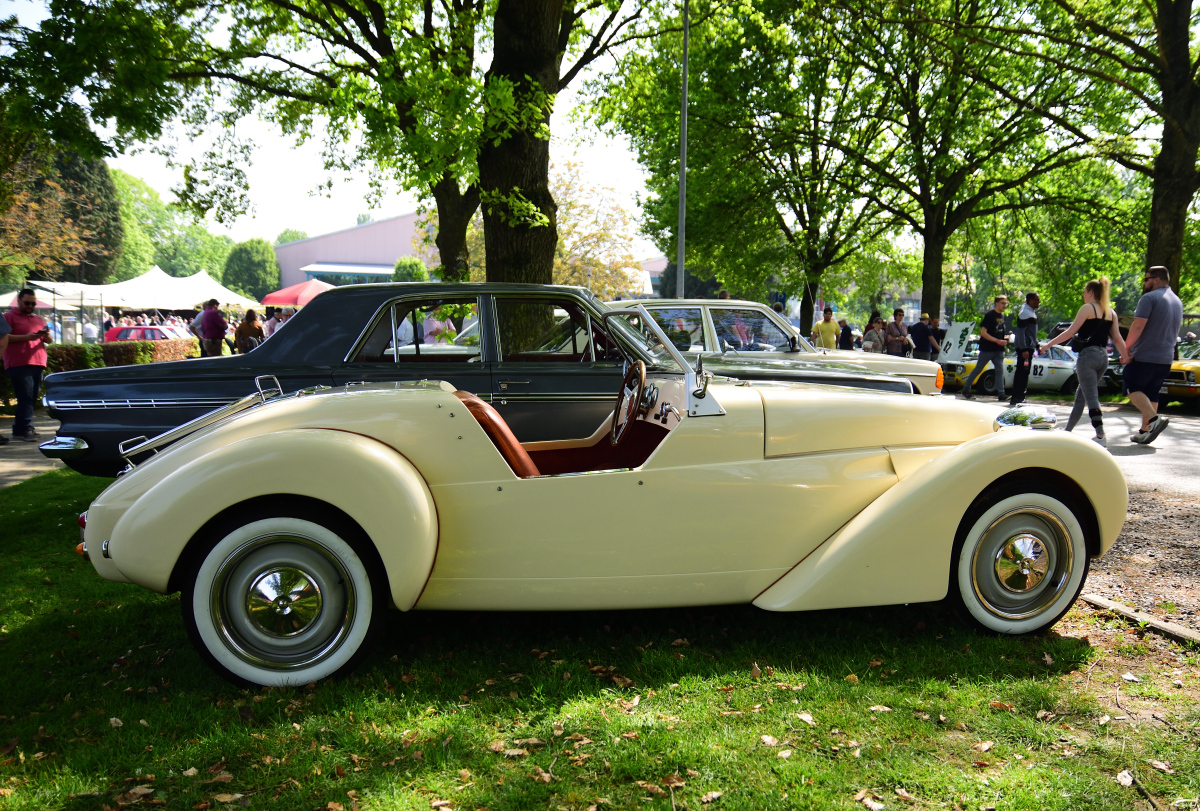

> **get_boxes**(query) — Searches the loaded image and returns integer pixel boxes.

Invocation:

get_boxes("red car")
[104,325,193,342]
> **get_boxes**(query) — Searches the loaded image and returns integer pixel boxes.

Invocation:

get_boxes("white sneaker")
[1091,435,1108,449]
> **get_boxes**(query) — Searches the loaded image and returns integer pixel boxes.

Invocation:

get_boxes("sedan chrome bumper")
[40,436,90,460]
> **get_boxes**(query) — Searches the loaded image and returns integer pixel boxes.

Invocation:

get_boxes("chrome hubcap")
[246,567,323,637]
[971,507,1073,621]
[995,534,1049,593]
[210,534,356,671]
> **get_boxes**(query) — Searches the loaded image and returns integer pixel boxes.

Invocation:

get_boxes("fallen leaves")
[845,674,859,685]
[212,794,243,804]
[795,712,816,726]
[760,735,779,747]
[108,718,123,728]
[777,749,792,759]
[1150,760,1176,775]
[895,787,916,802]
[1043,653,1054,666]
[701,791,722,803]
[749,663,762,679]
[867,705,892,713]
[530,765,552,783]
[182,768,199,778]
[989,701,1015,712]
[854,789,886,810]
[661,774,686,788]
[634,780,666,796]
[670,638,689,647]
[1116,770,1135,786]
[1121,673,1141,683]
[971,741,993,753]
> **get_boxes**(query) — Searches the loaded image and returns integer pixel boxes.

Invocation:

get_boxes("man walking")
[1008,292,1040,406]
[962,295,1009,400]
[885,308,909,356]
[1123,266,1184,444]
[837,318,854,350]
[909,313,940,360]
[811,306,839,349]
[930,316,946,362]
[4,289,52,442]
[198,299,228,358]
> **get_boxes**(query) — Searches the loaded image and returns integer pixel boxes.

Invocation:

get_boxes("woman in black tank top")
[1040,279,1128,448]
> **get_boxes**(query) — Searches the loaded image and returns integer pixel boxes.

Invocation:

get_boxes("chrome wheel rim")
[970,508,1073,621]
[210,535,356,671]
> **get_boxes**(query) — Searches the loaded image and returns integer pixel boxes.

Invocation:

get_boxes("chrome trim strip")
[488,393,614,402]
[49,398,238,410]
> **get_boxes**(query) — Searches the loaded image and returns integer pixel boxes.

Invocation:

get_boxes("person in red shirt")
[198,299,229,358]
[4,289,53,442]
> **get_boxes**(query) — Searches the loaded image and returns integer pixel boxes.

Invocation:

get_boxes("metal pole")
[675,0,689,299]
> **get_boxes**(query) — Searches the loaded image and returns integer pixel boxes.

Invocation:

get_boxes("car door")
[332,295,491,396]
[489,294,623,442]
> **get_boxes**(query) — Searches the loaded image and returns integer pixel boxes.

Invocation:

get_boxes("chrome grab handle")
[498,380,531,391]
[118,436,149,455]
[255,375,282,401]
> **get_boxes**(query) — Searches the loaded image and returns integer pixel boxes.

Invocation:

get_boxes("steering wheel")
[611,360,646,446]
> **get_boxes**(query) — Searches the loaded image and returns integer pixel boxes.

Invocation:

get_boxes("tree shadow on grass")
[2,592,1098,810]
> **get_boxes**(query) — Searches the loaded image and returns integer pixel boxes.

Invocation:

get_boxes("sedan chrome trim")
[48,397,239,410]
[39,436,90,460]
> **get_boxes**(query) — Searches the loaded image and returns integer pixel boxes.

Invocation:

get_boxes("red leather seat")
[453,391,541,478]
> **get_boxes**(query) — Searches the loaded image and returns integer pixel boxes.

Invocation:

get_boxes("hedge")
[0,338,199,407]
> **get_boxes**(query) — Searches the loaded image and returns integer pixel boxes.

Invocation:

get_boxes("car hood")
[702,356,912,393]
[752,382,996,457]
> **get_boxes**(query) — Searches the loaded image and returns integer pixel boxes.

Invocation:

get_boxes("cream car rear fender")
[753,430,1126,613]
[108,429,438,610]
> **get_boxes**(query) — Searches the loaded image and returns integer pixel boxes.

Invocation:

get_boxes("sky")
[4,0,664,260]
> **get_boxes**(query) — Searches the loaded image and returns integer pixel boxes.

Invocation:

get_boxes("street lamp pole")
[675,0,689,299]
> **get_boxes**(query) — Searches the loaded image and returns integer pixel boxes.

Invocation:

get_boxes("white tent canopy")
[32,267,258,310]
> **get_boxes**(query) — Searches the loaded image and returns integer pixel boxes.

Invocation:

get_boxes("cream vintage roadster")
[77,301,1127,686]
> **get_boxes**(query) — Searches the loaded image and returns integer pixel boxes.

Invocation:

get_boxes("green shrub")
[46,344,106,374]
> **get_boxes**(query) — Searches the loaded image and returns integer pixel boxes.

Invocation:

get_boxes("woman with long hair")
[1040,278,1128,448]
[234,309,266,354]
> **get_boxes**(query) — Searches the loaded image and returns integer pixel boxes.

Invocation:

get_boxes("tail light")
[935,367,944,390]
[78,512,87,529]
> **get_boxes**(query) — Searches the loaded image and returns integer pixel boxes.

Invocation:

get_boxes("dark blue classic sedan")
[42,283,910,476]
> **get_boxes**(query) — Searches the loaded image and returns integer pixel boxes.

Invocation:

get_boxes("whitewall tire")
[953,491,1089,635]
[183,516,379,686]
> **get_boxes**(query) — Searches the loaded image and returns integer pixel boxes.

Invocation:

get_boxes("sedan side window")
[494,298,592,362]
[710,308,789,351]
[646,308,706,351]
[353,298,481,363]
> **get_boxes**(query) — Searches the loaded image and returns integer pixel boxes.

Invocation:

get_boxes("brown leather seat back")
[452,391,541,478]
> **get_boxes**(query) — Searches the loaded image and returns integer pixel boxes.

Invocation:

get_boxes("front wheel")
[183,515,381,686]
[950,490,1089,635]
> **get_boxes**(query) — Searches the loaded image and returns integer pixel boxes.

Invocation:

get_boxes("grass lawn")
[1,470,1198,810]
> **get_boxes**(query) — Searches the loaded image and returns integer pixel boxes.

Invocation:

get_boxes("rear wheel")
[1060,376,1078,395]
[950,490,1089,635]
[979,370,997,395]
[182,514,382,686]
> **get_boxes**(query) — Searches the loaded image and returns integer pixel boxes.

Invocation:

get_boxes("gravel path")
[1087,488,1200,628]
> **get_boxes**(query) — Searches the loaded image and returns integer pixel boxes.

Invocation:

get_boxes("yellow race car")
[1162,340,1200,409]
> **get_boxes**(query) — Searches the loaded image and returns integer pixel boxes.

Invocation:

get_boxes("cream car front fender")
[106,429,437,610]
[753,429,1126,612]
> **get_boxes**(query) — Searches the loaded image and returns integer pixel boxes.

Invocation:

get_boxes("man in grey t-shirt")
[1123,265,1184,444]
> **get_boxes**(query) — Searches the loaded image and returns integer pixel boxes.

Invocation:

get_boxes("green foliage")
[222,238,280,300]
[356,213,374,226]
[392,255,429,283]
[112,169,235,279]
[657,262,722,299]
[0,1,192,200]
[113,198,155,281]
[274,228,307,245]
[47,152,124,283]
[45,342,105,373]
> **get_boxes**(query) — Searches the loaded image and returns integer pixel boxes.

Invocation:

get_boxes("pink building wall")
[274,212,436,287]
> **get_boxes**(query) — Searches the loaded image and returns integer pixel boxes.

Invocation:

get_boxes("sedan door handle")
[498,380,531,391]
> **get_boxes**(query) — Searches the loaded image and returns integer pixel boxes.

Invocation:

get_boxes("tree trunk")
[477,0,563,285]
[920,233,947,320]
[798,276,817,336]
[430,174,480,282]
